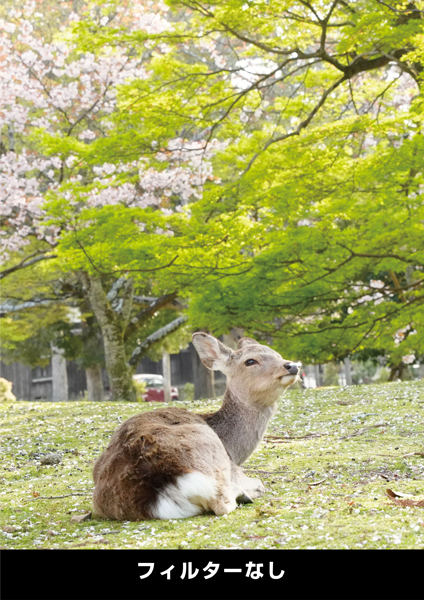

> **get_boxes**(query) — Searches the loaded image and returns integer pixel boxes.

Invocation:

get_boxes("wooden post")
[162,351,171,403]
[314,364,322,388]
[343,357,353,386]
[86,365,104,401]
[51,345,68,402]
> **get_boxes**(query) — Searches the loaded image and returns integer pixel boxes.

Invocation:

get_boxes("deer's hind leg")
[152,424,242,518]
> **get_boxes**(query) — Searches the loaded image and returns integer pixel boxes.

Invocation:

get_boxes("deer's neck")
[202,387,278,465]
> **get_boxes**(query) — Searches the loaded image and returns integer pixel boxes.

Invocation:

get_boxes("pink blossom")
[0,4,221,266]
[402,354,415,364]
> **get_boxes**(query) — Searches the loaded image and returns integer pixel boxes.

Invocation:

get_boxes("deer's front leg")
[231,462,265,502]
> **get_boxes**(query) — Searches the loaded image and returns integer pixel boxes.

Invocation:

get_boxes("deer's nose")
[284,363,298,375]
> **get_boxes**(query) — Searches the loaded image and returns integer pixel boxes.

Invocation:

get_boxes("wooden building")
[0,342,225,401]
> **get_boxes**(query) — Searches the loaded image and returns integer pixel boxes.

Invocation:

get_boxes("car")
[132,373,179,402]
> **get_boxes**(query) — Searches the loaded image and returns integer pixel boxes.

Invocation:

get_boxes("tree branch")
[244,74,348,173]
[124,291,179,341]
[0,252,57,280]
[0,298,65,317]
[128,315,188,366]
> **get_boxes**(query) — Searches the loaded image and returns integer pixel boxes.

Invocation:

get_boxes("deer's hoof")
[250,479,265,499]
[236,491,253,504]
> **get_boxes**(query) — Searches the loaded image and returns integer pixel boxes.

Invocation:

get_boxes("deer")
[92,333,299,520]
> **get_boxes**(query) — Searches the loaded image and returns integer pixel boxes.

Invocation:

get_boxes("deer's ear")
[192,333,234,372]
[238,337,261,349]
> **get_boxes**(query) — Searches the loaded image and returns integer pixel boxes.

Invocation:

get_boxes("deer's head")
[192,333,299,406]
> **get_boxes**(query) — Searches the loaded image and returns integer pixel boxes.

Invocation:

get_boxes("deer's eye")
[245,359,258,366]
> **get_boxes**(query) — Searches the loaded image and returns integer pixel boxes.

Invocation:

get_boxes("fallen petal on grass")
[70,512,92,523]
[1,380,424,549]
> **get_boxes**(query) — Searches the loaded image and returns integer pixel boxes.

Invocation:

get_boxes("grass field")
[1,380,423,549]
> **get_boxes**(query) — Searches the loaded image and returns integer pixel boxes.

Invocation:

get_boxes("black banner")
[0,548,422,600]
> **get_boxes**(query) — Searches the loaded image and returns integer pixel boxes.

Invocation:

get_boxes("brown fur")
[92,334,299,520]
[93,408,215,519]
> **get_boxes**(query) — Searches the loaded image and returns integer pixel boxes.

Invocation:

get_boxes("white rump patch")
[152,471,217,520]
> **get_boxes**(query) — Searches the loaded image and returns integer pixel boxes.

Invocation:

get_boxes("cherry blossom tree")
[5,0,422,394]
[0,0,236,401]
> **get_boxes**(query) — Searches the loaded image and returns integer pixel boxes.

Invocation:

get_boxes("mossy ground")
[1,380,423,550]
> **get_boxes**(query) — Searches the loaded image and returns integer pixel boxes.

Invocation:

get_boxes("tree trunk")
[51,344,68,402]
[191,342,215,400]
[162,352,171,403]
[86,365,104,402]
[80,273,136,402]
[101,318,136,402]
[389,363,405,382]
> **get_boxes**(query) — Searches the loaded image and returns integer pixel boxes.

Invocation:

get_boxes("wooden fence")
[0,343,225,401]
